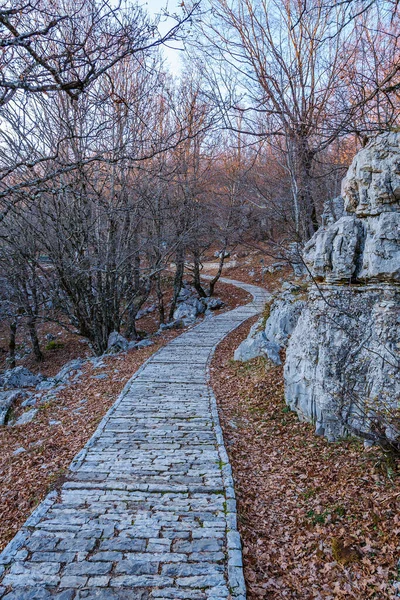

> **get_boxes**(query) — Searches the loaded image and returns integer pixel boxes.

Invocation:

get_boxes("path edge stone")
[206,319,254,599]
[204,276,268,599]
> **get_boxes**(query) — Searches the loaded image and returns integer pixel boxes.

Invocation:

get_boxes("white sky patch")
[143,0,185,75]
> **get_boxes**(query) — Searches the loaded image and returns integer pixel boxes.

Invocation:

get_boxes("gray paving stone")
[75,591,148,600]
[114,560,159,575]
[63,562,112,576]
[0,278,268,599]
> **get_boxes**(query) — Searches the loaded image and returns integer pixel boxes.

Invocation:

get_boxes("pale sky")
[143,0,185,76]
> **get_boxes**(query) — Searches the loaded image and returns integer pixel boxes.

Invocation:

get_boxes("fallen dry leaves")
[211,318,400,600]
[0,337,176,551]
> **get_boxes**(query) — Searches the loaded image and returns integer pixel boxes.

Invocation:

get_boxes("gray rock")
[321,195,345,226]
[12,447,26,456]
[135,340,154,349]
[128,339,154,350]
[21,397,36,408]
[14,409,38,426]
[136,304,157,320]
[234,321,281,365]
[1,367,43,390]
[262,341,282,365]
[285,285,400,441]
[235,287,305,365]
[342,131,400,217]
[265,262,285,274]
[265,291,306,348]
[36,379,57,391]
[283,242,308,276]
[55,359,85,383]
[176,286,194,303]
[107,332,128,353]
[358,212,400,282]
[0,390,22,425]
[304,137,400,285]
[158,319,185,332]
[173,298,205,322]
[234,324,267,362]
[303,215,364,283]
[202,297,225,310]
[284,132,400,442]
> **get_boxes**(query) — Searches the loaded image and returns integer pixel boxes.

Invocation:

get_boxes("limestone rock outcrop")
[234,287,304,365]
[304,133,400,285]
[264,288,307,348]
[0,366,43,390]
[234,320,282,365]
[284,132,400,442]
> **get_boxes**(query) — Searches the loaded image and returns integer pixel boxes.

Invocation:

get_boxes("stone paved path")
[0,279,269,600]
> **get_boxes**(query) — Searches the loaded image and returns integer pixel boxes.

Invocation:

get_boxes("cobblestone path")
[0,280,268,600]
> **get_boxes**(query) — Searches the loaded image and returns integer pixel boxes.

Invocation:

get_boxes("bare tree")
[192,0,400,241]
[0,0,192,103]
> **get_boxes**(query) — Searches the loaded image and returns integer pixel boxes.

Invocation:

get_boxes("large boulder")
[234,322,269,362]
[107,332,129,353]
[0,367,43,390]
[303,216,364,283]
[234,321,282,365]
[304,133,400,286]
[173,298,205,323]
[358,212,400,282]
[284,132,400,443]
[342,131,400,217]
[285,286,400,441]
[234,288,304,365]
[264,289,306,348]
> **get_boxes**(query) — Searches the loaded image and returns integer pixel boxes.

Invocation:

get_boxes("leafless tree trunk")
[8,320,17,369]
[27,313,43,362]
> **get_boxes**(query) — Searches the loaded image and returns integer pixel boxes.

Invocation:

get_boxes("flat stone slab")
[0,279,268,599]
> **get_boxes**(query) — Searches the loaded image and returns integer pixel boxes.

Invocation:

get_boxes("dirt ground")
[202,243,292,287]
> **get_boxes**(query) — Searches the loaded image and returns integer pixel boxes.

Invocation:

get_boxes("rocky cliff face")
[284,132,400,442]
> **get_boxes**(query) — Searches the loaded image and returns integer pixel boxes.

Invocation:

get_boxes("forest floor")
[0,280,249,552]
[0,278,250,377]
[202,242,291,286]
[211,319,400,599]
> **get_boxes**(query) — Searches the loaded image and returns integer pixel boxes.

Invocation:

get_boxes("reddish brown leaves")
[211,319,400,599]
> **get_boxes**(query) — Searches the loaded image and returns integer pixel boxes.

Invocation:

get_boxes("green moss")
[257,303,271,331]
[45,340,65,351]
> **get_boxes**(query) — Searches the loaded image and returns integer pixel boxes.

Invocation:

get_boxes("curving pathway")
[0,279,269,600]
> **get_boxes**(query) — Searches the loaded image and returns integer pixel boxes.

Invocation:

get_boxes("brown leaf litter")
[211,319,400,599]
